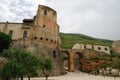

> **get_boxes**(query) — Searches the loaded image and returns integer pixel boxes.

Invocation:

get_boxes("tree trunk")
[28,77,30,80]
[46,76,48,80]
[20,76,23,80]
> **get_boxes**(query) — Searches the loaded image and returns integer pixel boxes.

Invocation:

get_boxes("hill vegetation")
[60,33,113,49]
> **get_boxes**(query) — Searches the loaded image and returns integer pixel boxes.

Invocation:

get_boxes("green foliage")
[88,53,120,73]
[1,48,41,79]
[100,63,113,68]
[91,57,101,61]
[0,32,12,52]
[60,33,113,49]
[115,61,120,69]
[40,57,52,80]
[0,61,25,79]
[41,57,52,72]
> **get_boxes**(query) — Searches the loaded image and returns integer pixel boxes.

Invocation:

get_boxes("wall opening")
[84,45,86,49]
[44,10,47,15]
[92,46,94,50]
[40,37,43,40]
[9,30,13,36]
[55,41,56,44]
[98,47,101,50]
[63,51,70,71]
[105,48,108,51]
[74,52,81,71]
[43,25,46,28]
[34,37,37,40]
[23,31,27,38]
[74,52,83,71]
[53,51,56,58]
[51,40,53,42]
[46,38,48,41]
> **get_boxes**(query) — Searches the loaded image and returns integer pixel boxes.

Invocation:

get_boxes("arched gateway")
[62,49,83,72]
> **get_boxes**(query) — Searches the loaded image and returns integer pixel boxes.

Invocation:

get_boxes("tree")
[0,61,25,80]
[1,48,41,80]
[23,53,41,80]
[0,32,12,53]
[41,57,53,80]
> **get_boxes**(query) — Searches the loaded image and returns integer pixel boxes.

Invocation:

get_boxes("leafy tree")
[1,48,41,80]
[0,61,25,80]
[41,57,53,80]
[24,54,41,80]
[0,32,12,53]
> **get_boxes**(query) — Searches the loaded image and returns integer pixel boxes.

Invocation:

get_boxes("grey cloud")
[0,0,42,22]
[44,0,120,40]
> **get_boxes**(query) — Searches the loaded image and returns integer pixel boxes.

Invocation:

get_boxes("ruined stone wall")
[72,43,110,54]
[86,44,93,49]
[94,45,110,54]
[72,43,84,50]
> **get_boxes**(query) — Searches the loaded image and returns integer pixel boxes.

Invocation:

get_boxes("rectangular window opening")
[23,31,27,38]
[44,10,47,15]
[53,51,56,58]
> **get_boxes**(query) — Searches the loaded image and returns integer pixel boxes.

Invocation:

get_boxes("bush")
[0,32,12,52]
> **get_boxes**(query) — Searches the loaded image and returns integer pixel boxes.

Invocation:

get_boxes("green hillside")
[60,33,113,49]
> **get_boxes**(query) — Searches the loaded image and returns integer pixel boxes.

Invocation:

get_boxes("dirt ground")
[24,71,120,80]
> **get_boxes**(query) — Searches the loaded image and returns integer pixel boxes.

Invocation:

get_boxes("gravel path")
[24,71,120,80]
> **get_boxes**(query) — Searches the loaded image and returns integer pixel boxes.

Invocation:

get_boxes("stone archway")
[62,49,83,72]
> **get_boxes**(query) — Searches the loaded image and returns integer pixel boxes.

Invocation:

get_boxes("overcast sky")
[0,0,120,40]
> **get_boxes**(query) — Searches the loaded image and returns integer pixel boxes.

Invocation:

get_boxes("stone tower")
[30,5,63,75]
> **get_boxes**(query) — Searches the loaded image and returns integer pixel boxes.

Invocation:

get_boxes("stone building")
[72,43,111,54]
[0,5,64,76]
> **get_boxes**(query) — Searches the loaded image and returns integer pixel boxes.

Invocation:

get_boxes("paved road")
[24,71,120,80]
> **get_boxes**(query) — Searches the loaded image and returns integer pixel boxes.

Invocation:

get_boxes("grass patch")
[60,33,113,49]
